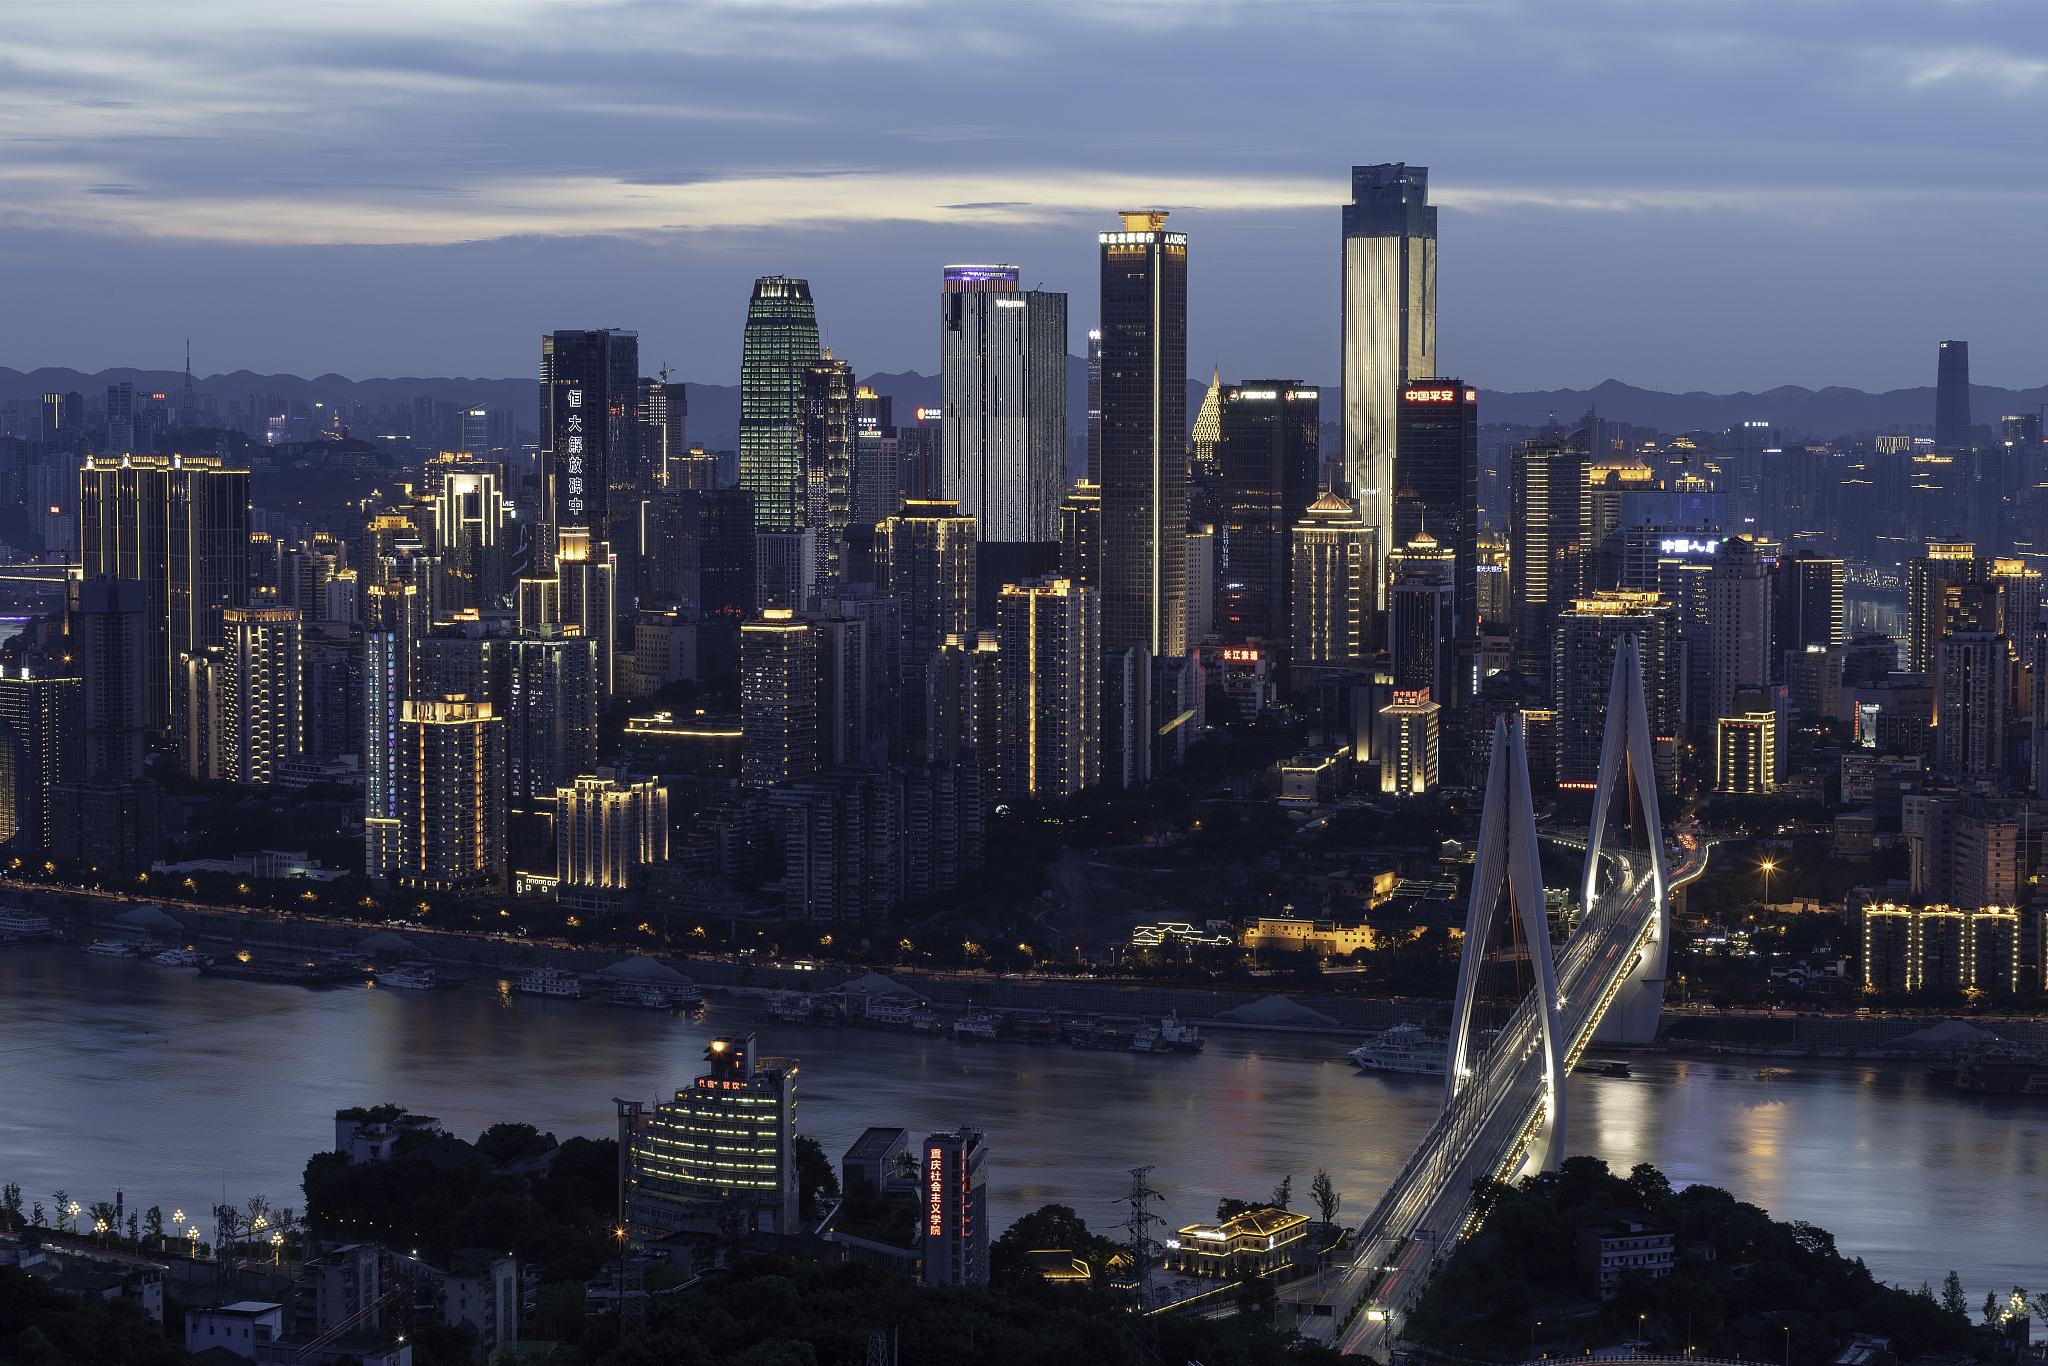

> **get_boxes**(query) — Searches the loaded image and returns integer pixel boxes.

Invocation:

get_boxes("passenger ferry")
[151,948,204,967]
[379,961,450,990]
[517,967,584,998]
[1347,1022,1483,1075]
[85,940,137,958]
[605,983,703,1009]
[952,1011,1001,1042]
[1132,1011,1205,1053]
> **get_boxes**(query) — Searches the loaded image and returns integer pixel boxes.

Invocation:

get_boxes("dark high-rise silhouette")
[1098,210,1188,659]
[1215,382,1320,645]
[542,329,641,548]
[1936,340,1971,451]
[1394,379,1479,675]
[78,453,250,729]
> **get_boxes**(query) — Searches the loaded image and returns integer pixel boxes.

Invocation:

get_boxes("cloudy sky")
[2,1,2044,392]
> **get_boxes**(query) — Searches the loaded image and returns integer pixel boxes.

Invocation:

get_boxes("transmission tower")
[866,1327,897,1366]
[1120,1166,1165,1366]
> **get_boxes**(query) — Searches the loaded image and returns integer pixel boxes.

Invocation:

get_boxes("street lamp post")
[1760,859,1776,910]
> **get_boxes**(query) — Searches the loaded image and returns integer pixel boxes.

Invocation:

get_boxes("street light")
[186,1224,201,1258]
[270,1232,284,1266]
[1759,859,1776,909]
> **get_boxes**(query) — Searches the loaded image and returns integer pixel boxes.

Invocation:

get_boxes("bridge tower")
[1585,633,1672,1043]
[1445,713,1568,1172]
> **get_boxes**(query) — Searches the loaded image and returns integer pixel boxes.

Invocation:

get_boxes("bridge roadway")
[1321,833,1715,1358]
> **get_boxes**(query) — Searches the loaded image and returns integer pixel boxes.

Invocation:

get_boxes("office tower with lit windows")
[554,528,617,696]
[1059,481,1101,587]
[641,376,687,485]
[1098,211,1188,659]
[1343,164,1436,593]
[1215,383,1320,646]
[1936,629,2007,779]
[754,530,817,614]
[1553,594,1678,792]
[217,607,303,786]
[922,1127,991,1288]
[1388,532,1455,703]
[740,609,819,788]
[1290,490,1375,670]
[1394,379,1478,632]
[878,500,977,757]
[1186,525,1215,644]
[1706,536,1773,735]
[1714,712,1776,795]
[506,631,600,859]
[429,457,508,613]
[396,695,505,895]
[1085,329,1103,483]
[541,329,640,556]
[78,453,249,728]
[1907,543,1990,673]
[993,577,1100,801]
[939,265,1068,609]
[555,768,668,914]
[926,632,1002,767]
[740,278,823,535]
[628,1034,797,1239]
[0,669,82,855]
[1509,439,1585,676]
[1376,690,1441,796]
[39,391,82,450]
[1772,552,1845,673]
[1936,341,1971,450]
[69,576,149,782]
[801,353,857,585]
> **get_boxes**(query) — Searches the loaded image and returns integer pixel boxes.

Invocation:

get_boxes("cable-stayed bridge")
[1324,638,1716,1358]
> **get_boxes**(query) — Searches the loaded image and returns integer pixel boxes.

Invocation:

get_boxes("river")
[1,945,2040,1301]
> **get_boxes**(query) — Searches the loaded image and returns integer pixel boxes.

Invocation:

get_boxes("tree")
[144,1207,164,1246]
[86,1202,118,1243]
[125,1214,139,1245]
[1216,1198,1262,1221]
[1270,1174,1293,1211]
[1311,1170,1342,1228]
[1625,1163,1673,1210]
[1983,1291,2000,1325]
[791,1136,838,1220]
[1939,1271,1967,1321]
[475,1123,557,1165]
[50,1192,69,1233]
[0,1184,20,1230]
[30,1203,44,1228]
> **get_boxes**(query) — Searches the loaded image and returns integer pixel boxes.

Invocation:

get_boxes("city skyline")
[2,4,2045,393]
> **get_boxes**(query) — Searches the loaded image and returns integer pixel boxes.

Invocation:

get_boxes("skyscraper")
[78,453,250,728]
[555,529,617,696]
[993,577,1101,801]
[429,456,507,613]
[878,500,977,758]
[1215,383,1320,646]
[218,607,303,786]
[1098,210,1188,659]
[69,576,149,782]
[1771,552,1845,678]
[541,329,641,555]
[1085,329,1103,483]
[740,278,822,534]
[1707,537,1772,732]
[555,769,668,914]
[938,265,1068,606]
[0,669,82,855]
[922,1127,991,1288]
[397,695,506,896]
[801,352,856,585]
[1059,480,1101,588]
[628,1035,797,1238]
[1552,594,1678,791]
[1290,490,1375,669]
[1907,542,1989,673]
[1342,164,1437,595]
[1388,532,1456,703]
[1509,439,1586,676]
[1935,340,1971,451]
[740,609,819,788]
[507,632,600,859]
[1395,380,1478,670]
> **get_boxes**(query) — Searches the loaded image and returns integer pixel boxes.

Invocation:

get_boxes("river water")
[2,945,2040,1300]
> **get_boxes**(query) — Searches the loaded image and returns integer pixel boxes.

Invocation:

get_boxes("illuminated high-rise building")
[640,376,687,486]
[1290,490,1375,669]
[541,329,640,557]
[218,607,303,787]
[1509,439,1585,676]
[69,575,149,783]
[1393,379,1477,639]
[740,609,819,789]
[1771,551,1845,678]
[628,1034,797,1239]
[1098,210,1187,659]
[1342,164,1437,598]
[939,265,1067,606]
[1216,382,1320,646]
[922,1127,991,1288]
[1376,690,1440,796]
[1059,480,1101,587]
[78,452,249,727]
[507,631,600,859]
[993,577,1100,801]
[739,277,822,534]
[0,669,82,855]
[1906,542,1988,673]
[555,768,668,914]
[429,456,507,613]
[1085,329,1103,483]
[1553,594,1677,792]
[878,500,977,758]
[396,694,505,895]
[1388,532,1455,703]
[801,352,856,586]
[555,528,617,696]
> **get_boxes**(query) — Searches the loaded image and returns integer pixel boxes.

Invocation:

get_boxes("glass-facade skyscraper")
[541,329,640,546]
[1098,211,1188,659]
[1936,340,1971,451]
[1395,379,1479,687]
[1342,164,1437,605]
[938,264,1068,606]
[740,277,822,534]
[1216,382,1320,646]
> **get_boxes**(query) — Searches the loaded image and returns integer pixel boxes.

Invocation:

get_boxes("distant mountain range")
[7,365,2042,446]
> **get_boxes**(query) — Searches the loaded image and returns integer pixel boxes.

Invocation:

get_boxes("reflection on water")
[1,946,2040,1298]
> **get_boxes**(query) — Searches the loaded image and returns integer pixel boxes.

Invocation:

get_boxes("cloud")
[939,201,1032,209]
[1879,45,2048,94]
[885,125,1020,142]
